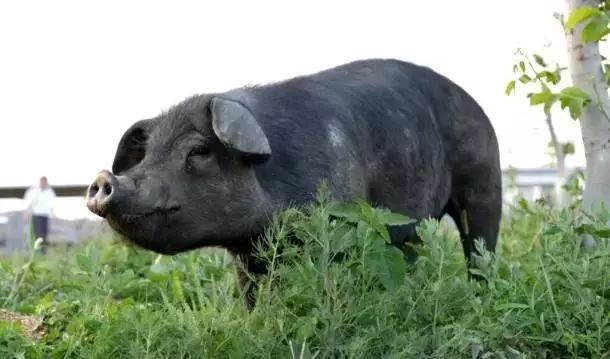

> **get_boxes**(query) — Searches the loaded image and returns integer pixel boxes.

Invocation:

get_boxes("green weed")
[0,195,608,358]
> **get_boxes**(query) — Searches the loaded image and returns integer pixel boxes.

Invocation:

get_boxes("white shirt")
[24,186,56,216]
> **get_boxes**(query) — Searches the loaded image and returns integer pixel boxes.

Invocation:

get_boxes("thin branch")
[546,112,566,173]
[518,51,567,173]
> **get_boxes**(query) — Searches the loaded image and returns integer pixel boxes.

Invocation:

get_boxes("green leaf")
[529,91,553,105]
[574,223,597,235]
[544,97,559,114]
[533,54,547,67]
[594,228,610,238]
[84,319,103,332]
[171,271,185,303]
[76,253,93,272]
[328,202,362,223]
[518,198,529,211]
[376,209,415,226]
[553,65,565,84]
[356,220,369,245]
[468,268,489,281]
[561,142,575,156]
[368,247,406,290]
[558,86,591,119]
[582,13,610,42]
[329,227,357,254]
[528,84,558,114]
[538,70,560,85]
[518,74,532,84]
[565,6,603,31]
[356,200,376,221]
[544,225,562,236]
[519,61,526,72]
[505,80,516,96]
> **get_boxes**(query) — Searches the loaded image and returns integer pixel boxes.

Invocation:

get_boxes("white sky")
[0,0,596,218]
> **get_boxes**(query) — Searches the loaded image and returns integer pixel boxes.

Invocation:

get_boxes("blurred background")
[0,0,593,252]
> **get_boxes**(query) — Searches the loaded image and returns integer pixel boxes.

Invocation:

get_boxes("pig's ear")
[112,119,154,174]
[210,97,271,161]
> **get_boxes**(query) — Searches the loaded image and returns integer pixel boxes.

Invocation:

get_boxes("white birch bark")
[564,0,610,213]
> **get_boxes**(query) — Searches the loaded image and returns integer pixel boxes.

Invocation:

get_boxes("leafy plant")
[0,194,609,357]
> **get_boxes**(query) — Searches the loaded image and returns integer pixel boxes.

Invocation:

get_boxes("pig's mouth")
[104,206,184,255]
[119,205,181,223]
[104,205,181,241]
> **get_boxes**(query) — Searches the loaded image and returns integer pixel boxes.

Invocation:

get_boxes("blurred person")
[23,176,56,252]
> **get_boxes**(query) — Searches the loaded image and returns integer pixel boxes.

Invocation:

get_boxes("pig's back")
[231,59,491,213]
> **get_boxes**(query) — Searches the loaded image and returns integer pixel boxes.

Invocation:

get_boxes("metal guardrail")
[0,185,88,199]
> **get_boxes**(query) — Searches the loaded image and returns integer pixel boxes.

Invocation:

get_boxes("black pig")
[86,59,502,308]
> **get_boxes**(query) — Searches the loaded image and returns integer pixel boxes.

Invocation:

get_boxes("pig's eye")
[188,146,210,158]
[186,145,212,172]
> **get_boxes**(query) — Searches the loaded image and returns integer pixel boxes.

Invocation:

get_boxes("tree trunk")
[545,112,568,206]
[564,0,610,212]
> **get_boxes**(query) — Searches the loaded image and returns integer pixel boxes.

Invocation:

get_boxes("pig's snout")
[87,170,117,217]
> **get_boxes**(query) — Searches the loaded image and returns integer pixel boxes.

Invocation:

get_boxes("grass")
[0,193,609,358]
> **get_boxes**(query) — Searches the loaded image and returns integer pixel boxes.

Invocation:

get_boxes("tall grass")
[0,194,609,358]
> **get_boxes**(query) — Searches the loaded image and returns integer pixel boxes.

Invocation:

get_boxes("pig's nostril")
[88,184,100,198]
[103,182,112,196]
